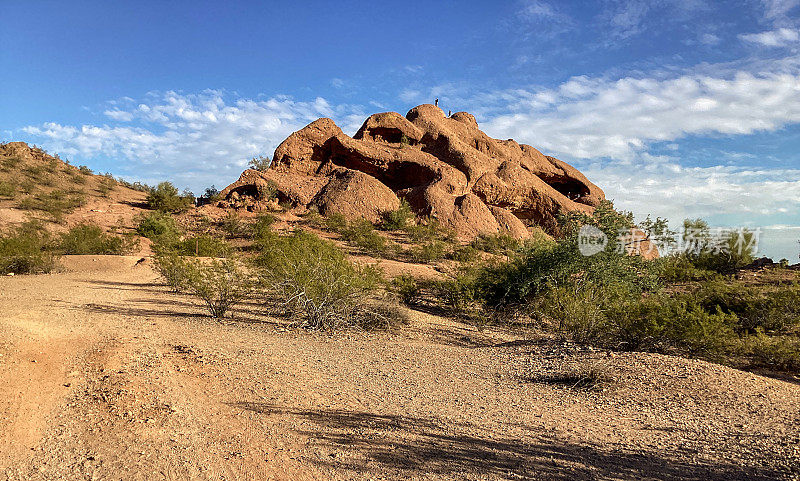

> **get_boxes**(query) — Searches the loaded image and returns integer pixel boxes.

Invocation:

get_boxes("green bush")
[741,331,800,371]
[58,224,135,255]
[691,280,800,334]
[408,239,448,264]
[680,219,756,273]
[405,219,454,242]
[248,155,271,172]
[16,190,86,222]
[251,213,276,239]
[448,245,482,264]
[471,232,521,255]
[537,283,737,356]
[136,211,181,243]
[182,257,254,318]
[255,230,382,330]
[381,200,414,231]
[1,155,22,170]
[146,181,194,213]
[0,181,16,198]
[324,212,348,232]
[153,251,190,292]
[0,220,59,274]
[174,235,231,257]
[391,275,421,305]
[97,178,115,197]
[78,165,93,175]
[340,219,388,255]
[220,212,246,238]
[22,164,47,178]
[655,255,719,282]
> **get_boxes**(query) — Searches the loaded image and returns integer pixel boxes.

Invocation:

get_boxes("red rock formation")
[220,104,606,239]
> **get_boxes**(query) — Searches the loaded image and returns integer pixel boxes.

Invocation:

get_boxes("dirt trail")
[0,256,798,480]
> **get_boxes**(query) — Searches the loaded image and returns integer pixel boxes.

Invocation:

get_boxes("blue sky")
[1,0,799,259]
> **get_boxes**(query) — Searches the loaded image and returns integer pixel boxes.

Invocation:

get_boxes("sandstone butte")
[219,103,654,257]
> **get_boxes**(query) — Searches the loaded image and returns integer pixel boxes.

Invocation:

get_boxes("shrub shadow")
[229,403,785,480]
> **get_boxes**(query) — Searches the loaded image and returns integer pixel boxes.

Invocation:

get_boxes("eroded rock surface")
[220,104,605,239]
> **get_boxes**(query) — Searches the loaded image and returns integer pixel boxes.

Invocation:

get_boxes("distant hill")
[0,142,149,232]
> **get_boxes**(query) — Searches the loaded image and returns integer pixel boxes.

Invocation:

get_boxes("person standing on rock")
[435,98,438,107]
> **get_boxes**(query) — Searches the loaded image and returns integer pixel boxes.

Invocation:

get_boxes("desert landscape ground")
[1,256,798,480]
[1,108,799,481]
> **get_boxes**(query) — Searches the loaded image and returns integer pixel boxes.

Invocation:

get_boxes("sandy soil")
[0,256,798,480]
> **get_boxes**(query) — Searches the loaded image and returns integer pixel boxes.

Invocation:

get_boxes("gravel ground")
[0,255,798,480]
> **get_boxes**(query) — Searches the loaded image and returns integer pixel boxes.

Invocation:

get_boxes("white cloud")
[21,90,365,190]
[740,27,800,46]
[760,0,800,24]
[700,33,721,45]
[583,159,800,225]
[477,71,800,160]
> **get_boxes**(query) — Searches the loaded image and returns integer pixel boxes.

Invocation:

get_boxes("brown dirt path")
[0,256,798,480]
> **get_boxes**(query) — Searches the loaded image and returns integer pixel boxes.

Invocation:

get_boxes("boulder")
[220,104,608,240]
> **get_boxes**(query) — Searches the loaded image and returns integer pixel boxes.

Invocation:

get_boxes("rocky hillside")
[219,104,604,239]
[0,142,148,231]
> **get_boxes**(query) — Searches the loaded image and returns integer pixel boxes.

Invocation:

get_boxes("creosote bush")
[58,224,136,255]
[470,232,521,255]
[182,257,254,318]
[16,190,86,222]
[0,181,16,198]
[255,230,383,330]
[136,211,181,244]
[0,220,59,275]
[381,200,414,231]
[146,181,194,213]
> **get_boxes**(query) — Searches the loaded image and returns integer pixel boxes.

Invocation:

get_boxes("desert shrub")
[0,181,16,198]
[181,257,254,318]
[0,220,59,274]
[70,172,87,185]
[174,235,231,257]
[528,361,615,391]
[16,190,86,221]
[97,178,115,197]
[324,212,348,232]
[471,232,521,255]
[78,165,93,175]
[22,164,47,178]
[255,230,382,330]
[251,213,276,240]
[199,186,221,204]
[391,275,422,305]
[153,251,190,292]
[220,212,246,238]
[248,155,271,171]
[429,272,481,313]
[136,211,181,243]
[146,181,194,213]
[381,200,414,231]
[408,239,448,264]
[58,224,135,255]
[680,219,756,273]
[537,283,737,356]
[741,331,800,371]
[608,294,737,356]
[448,245,482,264]
[405,219,455,242]
[655,255,720,282]
[691,280,800,334]
[340,219,388,255]
[1,155,22,170]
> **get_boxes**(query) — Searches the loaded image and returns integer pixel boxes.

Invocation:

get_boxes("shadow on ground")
[230,403,785,481]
